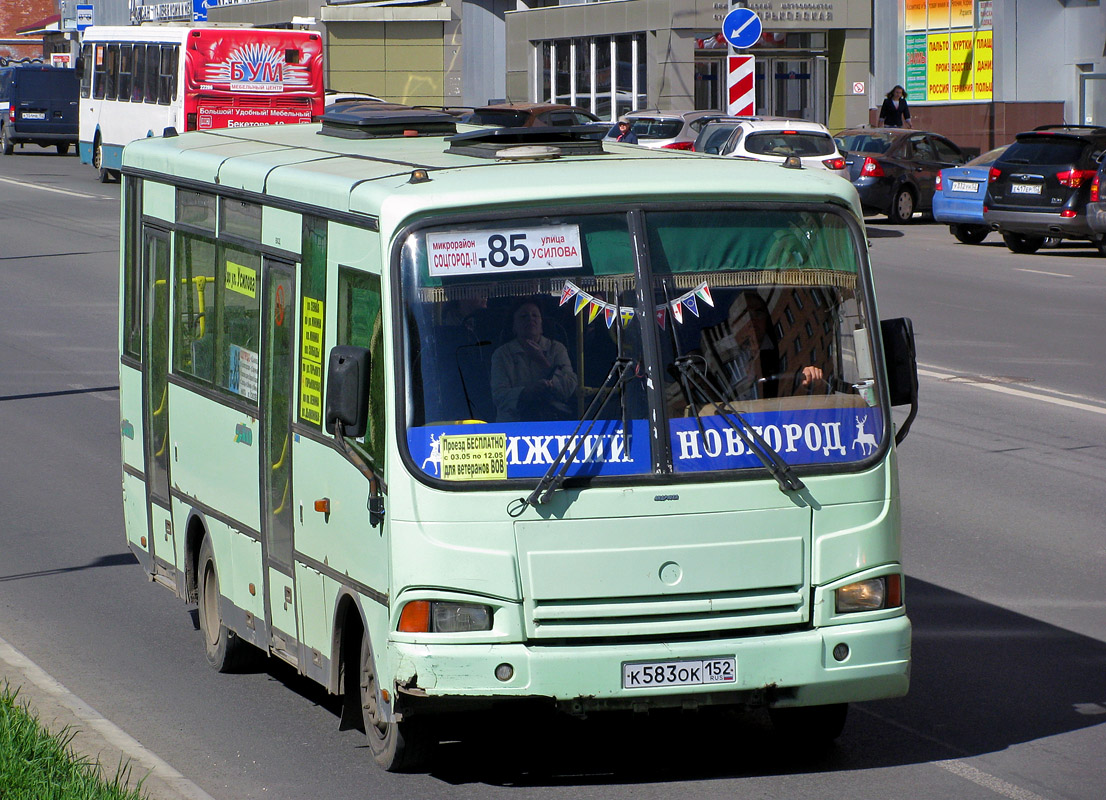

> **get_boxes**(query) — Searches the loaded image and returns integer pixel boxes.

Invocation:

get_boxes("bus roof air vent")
[446,126,606,159]
[319,103,458,139]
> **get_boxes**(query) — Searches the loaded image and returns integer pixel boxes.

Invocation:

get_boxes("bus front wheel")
[93,138,115,183]
[197,536,250,672]
[360,632,434,772]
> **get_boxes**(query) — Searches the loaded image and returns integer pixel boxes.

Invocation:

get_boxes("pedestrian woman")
[878,85,912,129]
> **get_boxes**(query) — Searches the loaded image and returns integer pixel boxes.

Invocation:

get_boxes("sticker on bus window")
[299,297,324,425]
[427,225,583,277]
[225,261,257,298]
[438,433,508,481]
[228,344,259,402]
[409,419,650,480]
[670,408,884,472]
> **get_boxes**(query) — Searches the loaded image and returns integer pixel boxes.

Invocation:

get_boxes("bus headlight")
[835,574,902,613]
[398,600,493,633]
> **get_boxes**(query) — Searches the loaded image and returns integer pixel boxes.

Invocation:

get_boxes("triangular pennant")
[670,299,684,324]
[573,293,589,316]
[588,300,604,323]
[655,307,667,329]
[620,307,635,327]
[559,282,580,306]
[684,295,700,317]
[604,306,616,328]
[696,282,715,307]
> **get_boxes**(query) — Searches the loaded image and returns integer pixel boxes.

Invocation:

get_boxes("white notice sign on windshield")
[427,225,583,277]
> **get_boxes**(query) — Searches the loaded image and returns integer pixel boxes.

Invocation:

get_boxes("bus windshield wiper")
[672,353,805,494]
[509,355,636,514]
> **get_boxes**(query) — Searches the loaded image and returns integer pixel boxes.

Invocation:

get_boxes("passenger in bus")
[726,291,823,399]
[490,299,578,422]
[433,292,494,421]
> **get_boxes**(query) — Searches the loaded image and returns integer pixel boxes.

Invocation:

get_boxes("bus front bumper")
[389,614,910,712]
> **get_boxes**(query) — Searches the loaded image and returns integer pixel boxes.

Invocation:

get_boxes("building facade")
[870,0,1106,153]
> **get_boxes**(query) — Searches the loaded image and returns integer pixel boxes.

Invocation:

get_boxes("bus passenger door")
[261,261,300,666]
[142,227,177,589]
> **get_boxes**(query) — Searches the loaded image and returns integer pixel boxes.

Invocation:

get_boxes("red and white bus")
[79,26,323,181]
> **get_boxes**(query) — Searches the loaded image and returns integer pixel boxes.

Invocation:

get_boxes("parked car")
[983,124,1106,254]
[324,90,384,105]
[1086,154,1106,243]
[835,127,969,223]
[607,109,728,150]
[932,145,1010,244]
[695,117,847,177]
[0,64,79,155]
[462,102,599,128]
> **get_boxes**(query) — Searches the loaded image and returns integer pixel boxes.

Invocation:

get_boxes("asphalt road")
[1,151,1104,800]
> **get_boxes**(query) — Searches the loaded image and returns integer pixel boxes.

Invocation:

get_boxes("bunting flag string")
[557,281,713,329]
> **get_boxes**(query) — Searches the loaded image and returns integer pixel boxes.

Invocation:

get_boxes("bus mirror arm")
[880,317,919,446]
[326,346,387,527]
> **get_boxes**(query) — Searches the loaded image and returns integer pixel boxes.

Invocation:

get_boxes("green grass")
[0,682,148,800]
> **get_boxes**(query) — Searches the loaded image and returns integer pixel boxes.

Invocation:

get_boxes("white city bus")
[79,26,323,182]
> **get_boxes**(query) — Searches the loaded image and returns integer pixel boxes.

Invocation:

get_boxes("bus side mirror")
[325,345,371,438]
[880,317,918,445]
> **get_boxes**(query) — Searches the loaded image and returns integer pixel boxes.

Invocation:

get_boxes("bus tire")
[769,702,848,747]
[93,137,112,183]
[360,632,434,772]
[197,536,250,673]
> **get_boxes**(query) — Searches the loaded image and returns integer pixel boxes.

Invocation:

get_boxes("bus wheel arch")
[196,532,250,672]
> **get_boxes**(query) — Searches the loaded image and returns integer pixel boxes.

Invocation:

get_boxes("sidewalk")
[0,635,217,800]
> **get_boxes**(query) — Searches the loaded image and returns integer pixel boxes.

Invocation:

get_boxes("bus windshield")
[401,207,883,485]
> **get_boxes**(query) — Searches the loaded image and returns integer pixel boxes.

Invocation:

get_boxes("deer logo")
[852,415,877,456]
[421,434,442,476]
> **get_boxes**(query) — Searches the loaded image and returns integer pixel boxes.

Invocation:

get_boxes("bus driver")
[490,299,578,422]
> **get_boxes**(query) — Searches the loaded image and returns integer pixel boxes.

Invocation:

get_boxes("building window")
[537,33,645,120]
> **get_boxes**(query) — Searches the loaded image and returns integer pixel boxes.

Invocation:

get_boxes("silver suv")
[606,110,729,150]
[695,117,847,177]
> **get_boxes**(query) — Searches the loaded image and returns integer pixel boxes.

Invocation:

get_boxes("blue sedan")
[932,145,1009,244]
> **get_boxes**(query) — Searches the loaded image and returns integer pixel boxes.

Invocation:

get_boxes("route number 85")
[487,233,529,268]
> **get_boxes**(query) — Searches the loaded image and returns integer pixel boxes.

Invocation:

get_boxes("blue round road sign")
[722,7,763,50]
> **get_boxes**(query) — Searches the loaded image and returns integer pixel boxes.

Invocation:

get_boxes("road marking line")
[855,708,1054,800]
[936,759,1052,800]
[0,634,218,800]
[1013,268,1072,278]
[0,175,111,201]
[918,367,1106,416]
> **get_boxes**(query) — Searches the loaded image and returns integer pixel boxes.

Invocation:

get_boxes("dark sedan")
[835,127,969,223]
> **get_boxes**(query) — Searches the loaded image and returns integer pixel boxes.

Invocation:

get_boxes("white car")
[694,117,848,177]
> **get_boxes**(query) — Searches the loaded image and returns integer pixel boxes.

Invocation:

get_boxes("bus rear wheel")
[197,536,251,672]
[360,632,434,772]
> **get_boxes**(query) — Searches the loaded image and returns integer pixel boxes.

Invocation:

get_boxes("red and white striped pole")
[727,54,755,116]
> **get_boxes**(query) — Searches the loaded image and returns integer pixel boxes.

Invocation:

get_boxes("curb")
[0,635,217,800]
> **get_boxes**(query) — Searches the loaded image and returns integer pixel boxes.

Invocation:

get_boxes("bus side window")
[145,45,159,104]
[79,44,93,99]
[105,43,119,102]
[118,44,133,104]
[175,233,217,384]
[131,44,146,103]
[220,247,262,401]
[159,46,178,105]
[336,268,385,471]
[93,45,106,100]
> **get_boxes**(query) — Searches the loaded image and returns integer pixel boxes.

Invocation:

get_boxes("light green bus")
[118,107,919,770]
